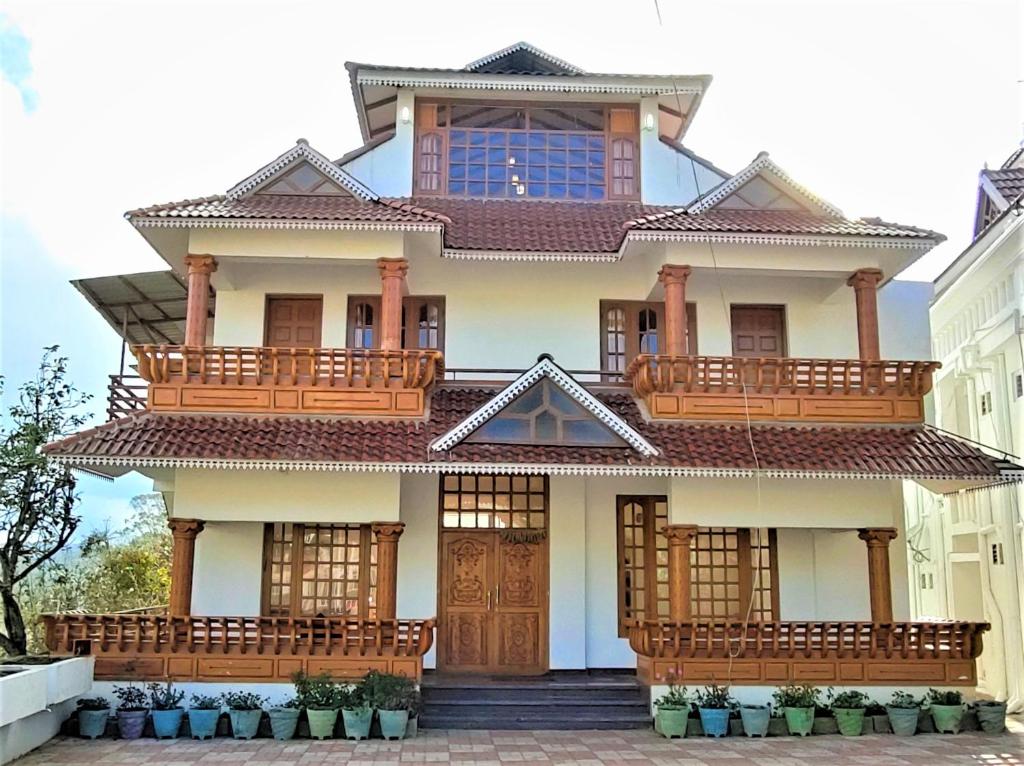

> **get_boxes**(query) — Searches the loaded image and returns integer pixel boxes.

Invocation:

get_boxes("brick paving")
[13,724,1024,766]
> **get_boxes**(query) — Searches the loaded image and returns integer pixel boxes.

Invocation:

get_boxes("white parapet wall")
[0,657,94,764]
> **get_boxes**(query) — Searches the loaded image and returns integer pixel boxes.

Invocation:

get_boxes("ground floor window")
[439,474,548,530]
[615,496,779,634]
[262,523,378,618]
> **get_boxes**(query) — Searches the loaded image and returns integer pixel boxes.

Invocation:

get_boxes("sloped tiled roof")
[126,195,448,225]
[983,167,1024,204]
[45,387,1015,481]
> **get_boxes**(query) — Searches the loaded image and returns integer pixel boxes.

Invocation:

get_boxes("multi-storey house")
[907,146,1024,711]
[44,44,1017,725]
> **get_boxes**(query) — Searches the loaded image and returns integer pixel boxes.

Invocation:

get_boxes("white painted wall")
[191,522,264,616]
[549,475,588,669]
[339,91,415,197]
[396,472,439,669]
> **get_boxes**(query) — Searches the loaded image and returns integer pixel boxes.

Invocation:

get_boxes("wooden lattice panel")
[440,474,548,530]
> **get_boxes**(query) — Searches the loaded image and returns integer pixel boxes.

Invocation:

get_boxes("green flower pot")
[655,706,688,738]
[931,704,963,734]
[886,706,919,736]
[341,708,372,740]
[783,707,814,737]
[307,708,339,740]
[228,709,262,740]
[975,701,1007,734]
[378,709,410,740]
[834,708,865,736]
[268,707,300,740]
[152,708,184,739]
[187,708,220,740]
[78,709,109,739]
[739,705,770,737]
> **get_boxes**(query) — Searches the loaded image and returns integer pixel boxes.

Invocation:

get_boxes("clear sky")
[1,0,1021,529]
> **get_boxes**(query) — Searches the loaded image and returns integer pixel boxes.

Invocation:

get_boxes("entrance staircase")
[419,672,652,730]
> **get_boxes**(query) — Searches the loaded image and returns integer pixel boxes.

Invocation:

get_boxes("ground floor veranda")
[43,470,988,691]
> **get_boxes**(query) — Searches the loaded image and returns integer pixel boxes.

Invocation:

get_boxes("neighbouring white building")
[908,146,1024,711]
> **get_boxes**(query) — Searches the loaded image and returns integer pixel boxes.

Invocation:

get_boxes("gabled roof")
[980,167,1024,208]
[464,42,585,75]
[431,355,658,457]
[226,139,378,201]
[686,152,844,217]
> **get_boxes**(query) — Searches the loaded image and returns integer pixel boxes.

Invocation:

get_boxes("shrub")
[888,691,923,709]
[112,684,148,711]
[772,684,821,709]
[694,684,735,709]
[148,681,185,710]
[926,688,963,707]
[292,671,342,710]
[77,697,110,711]
[222,691,266,711]
[189,694,222,710]
[336,683,369,711]
[364,670,420,712]
[831,690,870,710]
[654,681,690,709]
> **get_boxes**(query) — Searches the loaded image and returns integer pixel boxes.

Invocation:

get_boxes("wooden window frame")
[263,294,324,348]
[439,473,549,531]
[600,300,697,378]
[413,98,641,201]
[346,295,446,352]
[260,522,377,618]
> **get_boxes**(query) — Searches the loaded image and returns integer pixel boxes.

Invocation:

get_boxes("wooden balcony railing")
[130,345,443,417]
[41,613,436,682]
[107,374,148,420]
[625,355,940,424]
[627,619,988,686]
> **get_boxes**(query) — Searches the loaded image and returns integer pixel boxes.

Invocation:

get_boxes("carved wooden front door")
[438,531,548,674]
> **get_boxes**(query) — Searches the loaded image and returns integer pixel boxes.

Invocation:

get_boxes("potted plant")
[113,684,149,740]
[653,680,690,738]
[148,682,185,739]
[864,700,889,733]
[268,696,301,741]
[337,683,372,740]
[830,690,869,736]
[187,694,222,740]
[294,671,341,740]
[76,697,110,740]
[694,684,734,738]
[365,671,419,740]
[223,691,266,740]
[772,684,820,737]
[739,702,770,737]
[885,691,921,736]
[927,688,964,734]
[974,700,1007,734]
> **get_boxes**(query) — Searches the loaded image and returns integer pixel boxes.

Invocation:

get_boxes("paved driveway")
[13,727,1024,765]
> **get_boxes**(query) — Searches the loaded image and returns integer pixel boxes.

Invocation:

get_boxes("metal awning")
[72,270,215,346]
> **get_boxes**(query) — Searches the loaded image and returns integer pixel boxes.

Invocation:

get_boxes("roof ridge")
[379,198,452,224]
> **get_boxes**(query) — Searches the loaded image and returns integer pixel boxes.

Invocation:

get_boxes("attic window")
[257,161,347,195]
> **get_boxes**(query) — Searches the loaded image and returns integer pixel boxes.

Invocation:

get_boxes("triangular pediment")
[226,139,378,201]
[431,355,657,456]
[688,152,843,217]
[464,42,584,75]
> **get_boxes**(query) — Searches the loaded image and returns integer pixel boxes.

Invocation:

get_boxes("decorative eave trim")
[687,152,844,217]
[464,42,585,74]
[442,248,619,263]
[226,140,378,201]
[131,217,443,233]
[624,230,937,251]
[355,71,705,96]
[49,453,1012,484]
[430,355,659,456]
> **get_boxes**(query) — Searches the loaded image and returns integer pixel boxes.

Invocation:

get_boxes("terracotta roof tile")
[126,195,445,224]
[46,387,1014,481]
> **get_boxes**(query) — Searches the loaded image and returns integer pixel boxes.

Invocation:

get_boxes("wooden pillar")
[858,527,897,622]
[663,524,699,621]
[659,264,692,356]
[168,518,205,615]
[371,522,405,620]
[183,255,217,347]
[847,268,883,361]
[377,258,409,351]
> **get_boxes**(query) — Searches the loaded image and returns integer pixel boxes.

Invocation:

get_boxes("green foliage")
[654,680,690,710]
[694,683,735,710]
[222,691,266,711]
[148,681,185,710]
[336,683,368,711]
[112,684,148,711]
[77,697,110,711]
[189,694,222,710]
[926,688,963,706]
[292,670,344,710]
[363,670,419,712]
[830,690,870,709]
[888,691,923,709]
[772,683,821,709]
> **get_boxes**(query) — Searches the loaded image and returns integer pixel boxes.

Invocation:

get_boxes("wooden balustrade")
[625,355,939,423]
[627,619,988,686]
[41,613,436,682]
[106,374,148,419]
[130,345,443,416]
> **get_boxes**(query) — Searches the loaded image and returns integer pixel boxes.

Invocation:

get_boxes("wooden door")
[264,296,323,348]
[731,305,786,358]
[438,531,547,674]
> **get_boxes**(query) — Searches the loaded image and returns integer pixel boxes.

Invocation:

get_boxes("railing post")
[847,268,883,361]
[168,518,205,615]
[663,525,699,621]
[658,264,692,357]
[183,255,217,347]
[377,258,409,352]
[858,527,897,623]
[371,522,405,620]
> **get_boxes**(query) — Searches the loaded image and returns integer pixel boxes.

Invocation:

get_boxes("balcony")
[627,619,987,686]
[626,355,939,424]
[41,613,436,681]
[130,345,443,417]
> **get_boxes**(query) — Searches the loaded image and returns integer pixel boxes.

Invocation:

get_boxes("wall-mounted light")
[400,106,411,124]
[643,112,656,132]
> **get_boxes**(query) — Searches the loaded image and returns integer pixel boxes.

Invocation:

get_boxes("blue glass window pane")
[589,151,605,167]
[508,382,545,413]
[527,166,546,181]
[470,131,488,146]
[588,186,605,200]
[488,132,505,146]
[548,183,566,198]
[563,419,619,445]
[449,181,466,194]
[549,166,567,182]
[450,164,466,180]
[487,148,506,163]
[588,168,604,182]
[509,132,528,147]
[510,149,527,165]
[487,181,507,196]
[487,166,507,181]
[569,184,588,199]
[449,147,467,163]
[569,167,587,183]
[528,132,546,148]
[528,149,547,165]
[549,134,567,148]
[474,418,531,441]
[468,148,486,163]
[568,134,587,149]
[548,149,566,165]
[468,165,486,181]
[528,183,547,197]
[535,411,557,441]
[587,136,604,151]
[568,151,587,166]
[449,130,467,144]
[468,182,486,196]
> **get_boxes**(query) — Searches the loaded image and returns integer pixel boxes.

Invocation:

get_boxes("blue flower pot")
[268,707,300,740]
[188,708,220,740]
[698,707,730,738]
[152,708,184,739]
[342,708,372,740]
[78,709,110,739]
[378,710,410,740]
[229,709,263,740]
